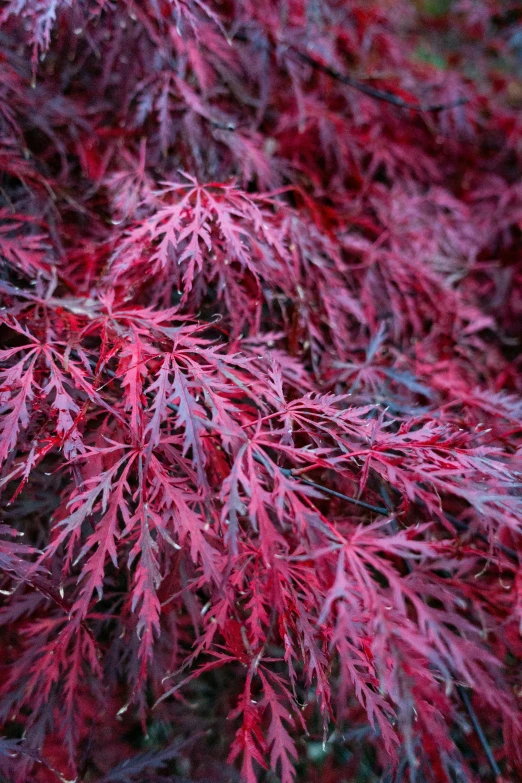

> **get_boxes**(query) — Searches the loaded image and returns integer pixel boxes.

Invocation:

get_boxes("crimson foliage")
[0,1,522,781]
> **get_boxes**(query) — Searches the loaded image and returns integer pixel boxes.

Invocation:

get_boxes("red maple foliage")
[0,1,522,782]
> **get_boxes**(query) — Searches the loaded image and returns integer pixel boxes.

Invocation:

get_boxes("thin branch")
[380,484,518,564]
[232,29,468,113]
[457,685,502,779]
[384,492,504,781]
[446,512,518,562]
[278,466,388,514]
[291,49,468,112]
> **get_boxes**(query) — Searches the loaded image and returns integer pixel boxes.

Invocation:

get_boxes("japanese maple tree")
[0,1,522,782]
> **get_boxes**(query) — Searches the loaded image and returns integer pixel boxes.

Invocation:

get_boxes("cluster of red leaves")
[1,1,522,782]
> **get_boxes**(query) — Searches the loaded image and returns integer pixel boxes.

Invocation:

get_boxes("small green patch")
[413,45,448,69]
[421,0,452,16]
